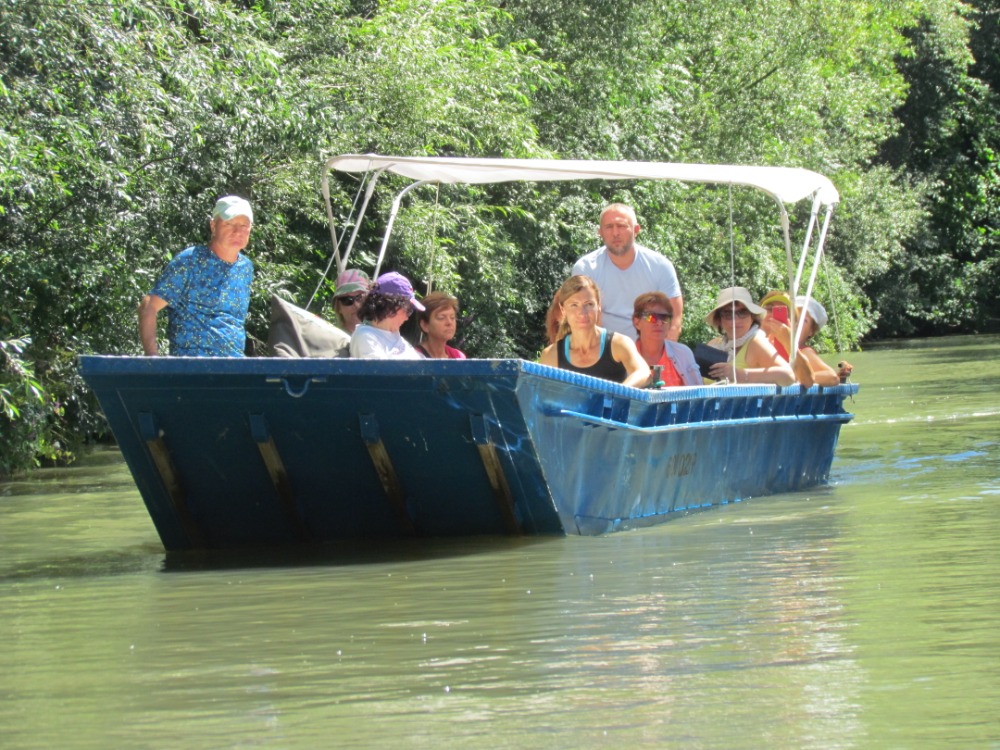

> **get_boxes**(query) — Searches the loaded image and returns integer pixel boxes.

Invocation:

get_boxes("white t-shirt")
[350,324,424,359]
[572,243,682,337]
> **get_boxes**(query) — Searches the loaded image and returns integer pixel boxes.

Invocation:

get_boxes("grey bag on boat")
[267,295,351,358]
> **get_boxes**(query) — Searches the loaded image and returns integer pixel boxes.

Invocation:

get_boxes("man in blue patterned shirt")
[139,196,255,357]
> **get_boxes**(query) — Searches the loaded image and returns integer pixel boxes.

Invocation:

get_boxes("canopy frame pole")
[792,203,836,350]
[339,171,383,276]
[373,180,432,279]
[792,194,822,299]
[311,164,386,309]
[775,197,799,369]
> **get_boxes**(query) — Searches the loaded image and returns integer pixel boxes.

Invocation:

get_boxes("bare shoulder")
[538,343,558,367]
[610,331,640,356]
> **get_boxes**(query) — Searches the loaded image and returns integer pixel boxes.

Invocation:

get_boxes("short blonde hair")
[599,202,638,226]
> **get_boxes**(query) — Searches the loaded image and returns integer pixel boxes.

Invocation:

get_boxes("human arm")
[611,333,652,388]
[743,335,795,385]
[538,342,558,368]
[665,341,702,386]
[138,294,168,356]
[796,347,840,387]
[760,316,793,354]
[666,295,683,342]
[721,334,794,385]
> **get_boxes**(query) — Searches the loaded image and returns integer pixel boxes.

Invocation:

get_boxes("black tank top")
[556,328,628,383]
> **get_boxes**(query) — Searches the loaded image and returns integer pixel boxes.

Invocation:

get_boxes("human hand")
[837,360,854,382]
[760,317,788,336]
[707,362,735,382]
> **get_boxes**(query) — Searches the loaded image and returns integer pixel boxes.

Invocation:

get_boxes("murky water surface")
[2,336,998,749]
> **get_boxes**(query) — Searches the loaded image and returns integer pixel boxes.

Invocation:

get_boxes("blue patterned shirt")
[150,245,254,357]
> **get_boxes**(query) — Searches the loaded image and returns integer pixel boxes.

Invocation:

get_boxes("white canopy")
[316,154,839,359]
[325,153,839,207]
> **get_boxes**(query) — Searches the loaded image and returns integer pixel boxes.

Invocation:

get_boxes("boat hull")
[80,356,856,550]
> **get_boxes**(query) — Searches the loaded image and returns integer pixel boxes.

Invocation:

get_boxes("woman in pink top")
[415,291,467,359]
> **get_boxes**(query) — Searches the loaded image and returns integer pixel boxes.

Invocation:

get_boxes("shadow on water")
[159,533,556,573]
[1,533,557,581]
[0,543,167,583]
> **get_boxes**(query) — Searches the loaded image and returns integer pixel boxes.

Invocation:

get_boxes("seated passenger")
[331,268,370,334]
[350,272,425,359]
[703,287,795,385]
[415,291,467,359]
[539,275,650,388]
[759,291,852,387]
[632,292,701,386]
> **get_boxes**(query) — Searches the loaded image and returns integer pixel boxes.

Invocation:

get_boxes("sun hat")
[704,287,765,326]
[372,271,425,311]
[795,295,828,329]
[333,269,371,298]
[212,195,253,222]
[759,290,792,308]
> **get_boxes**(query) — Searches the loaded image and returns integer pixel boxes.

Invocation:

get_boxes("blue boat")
[80,355,856,550]
[80,156,857,550]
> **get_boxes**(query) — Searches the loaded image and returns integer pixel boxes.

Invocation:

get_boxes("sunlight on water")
[1,337,998,749]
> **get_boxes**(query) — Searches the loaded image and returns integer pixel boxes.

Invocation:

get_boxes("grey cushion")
[267,295,351,358]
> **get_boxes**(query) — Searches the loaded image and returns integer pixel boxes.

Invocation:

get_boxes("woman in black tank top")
[539,275,650,388]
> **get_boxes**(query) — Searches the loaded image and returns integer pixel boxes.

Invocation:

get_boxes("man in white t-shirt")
[572,203,683,341]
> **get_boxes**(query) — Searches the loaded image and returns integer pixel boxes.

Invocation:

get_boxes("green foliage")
[0,337,64,477]
[871,0,1000,335]
[0,0,996,473]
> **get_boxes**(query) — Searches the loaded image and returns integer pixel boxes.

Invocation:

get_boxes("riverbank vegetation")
[1,0,997,474]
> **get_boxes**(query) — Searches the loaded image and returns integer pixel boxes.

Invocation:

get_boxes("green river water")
[1,335,998,749]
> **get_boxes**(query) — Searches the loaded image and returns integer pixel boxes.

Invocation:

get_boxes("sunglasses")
[718,307,751,319]
[337,294,365,306]
[639,312,672,324]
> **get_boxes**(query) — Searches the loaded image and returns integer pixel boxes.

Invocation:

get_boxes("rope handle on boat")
[554,409,853,433]
[264,376,328,398]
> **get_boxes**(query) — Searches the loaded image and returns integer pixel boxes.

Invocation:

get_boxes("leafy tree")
[1,0,995,475]
[872,0,1000,335]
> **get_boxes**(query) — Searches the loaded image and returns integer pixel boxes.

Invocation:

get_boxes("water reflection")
[1,337,999,749]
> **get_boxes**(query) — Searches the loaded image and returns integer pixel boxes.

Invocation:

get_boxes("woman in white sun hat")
[702,287,795,385]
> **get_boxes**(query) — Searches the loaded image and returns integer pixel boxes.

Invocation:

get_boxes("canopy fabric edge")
[325,153,839,207]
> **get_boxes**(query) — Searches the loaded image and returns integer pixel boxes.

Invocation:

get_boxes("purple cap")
[333,269,370,297]
[373,272,425,311]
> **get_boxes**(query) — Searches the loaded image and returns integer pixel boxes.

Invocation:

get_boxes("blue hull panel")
[79,356,856,550]
[516,365,851,534]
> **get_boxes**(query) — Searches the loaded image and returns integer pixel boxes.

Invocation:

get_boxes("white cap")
[795,296,828,329]
[212,195,253,222]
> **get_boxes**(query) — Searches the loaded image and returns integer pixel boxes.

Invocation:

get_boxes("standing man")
[572,203,683,341]
[139,195,255,356]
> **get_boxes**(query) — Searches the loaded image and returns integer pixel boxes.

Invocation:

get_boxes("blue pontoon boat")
[80,156,856,551]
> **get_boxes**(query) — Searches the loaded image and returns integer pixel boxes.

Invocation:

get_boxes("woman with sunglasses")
[349,272,425,359]
[539,275,650,387]
[331,269,370,334]
[631,292,701,386]
[702,287,794,385]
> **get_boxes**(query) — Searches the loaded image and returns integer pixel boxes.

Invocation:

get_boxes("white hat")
[705,287,765,326]
[795,296,828,329]
[212,195,254,222]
